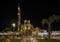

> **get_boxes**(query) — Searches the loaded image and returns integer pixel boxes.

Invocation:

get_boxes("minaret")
[17,3,21,31]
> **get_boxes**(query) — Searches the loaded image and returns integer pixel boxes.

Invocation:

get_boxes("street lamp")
[12,23,16,38]
[12,23,16,27]
[12,23,16,32]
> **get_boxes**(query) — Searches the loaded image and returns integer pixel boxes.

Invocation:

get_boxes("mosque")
[0,3,60,40]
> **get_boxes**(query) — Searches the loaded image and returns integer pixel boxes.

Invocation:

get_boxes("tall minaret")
[17,3,21,31]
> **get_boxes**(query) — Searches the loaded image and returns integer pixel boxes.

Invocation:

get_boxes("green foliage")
[42,19,48,26]
[41,14,60,26]
[37,39,60,42]
[0,39,60,42]
[10,39,21,42]
[42,15,57,25]
[2,27,12,32]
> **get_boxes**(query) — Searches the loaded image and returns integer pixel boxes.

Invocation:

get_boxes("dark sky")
[0,1,60,31]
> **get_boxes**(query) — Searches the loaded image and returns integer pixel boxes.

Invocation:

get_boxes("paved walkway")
[21,37,38,42]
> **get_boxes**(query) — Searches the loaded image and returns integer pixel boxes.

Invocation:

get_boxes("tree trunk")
[48,24,51,39]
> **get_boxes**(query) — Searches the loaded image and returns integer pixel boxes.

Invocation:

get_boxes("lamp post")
[12,23,16,32]
[12,23,16,38]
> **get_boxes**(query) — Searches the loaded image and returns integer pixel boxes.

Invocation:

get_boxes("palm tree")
[42,19,51,39]
[41,14,60,39]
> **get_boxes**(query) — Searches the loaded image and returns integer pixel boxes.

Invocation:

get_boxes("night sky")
[0,1,60,31]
